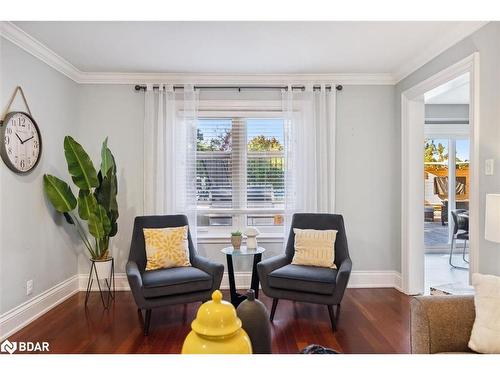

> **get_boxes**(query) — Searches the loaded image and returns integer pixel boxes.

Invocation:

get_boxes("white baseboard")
[77,273,130,291]
[0,275,79,341]
[0,269,402,340]
[348,271,402,291]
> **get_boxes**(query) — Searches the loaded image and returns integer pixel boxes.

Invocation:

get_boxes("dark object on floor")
[126,215,224,335]
[236,289,272,354]
[449,209,469,269]
[410,295,476,354]
[300,344,339,354]
[257,213,352,332]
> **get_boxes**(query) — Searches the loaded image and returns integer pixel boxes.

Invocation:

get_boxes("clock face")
[1,112,42,174]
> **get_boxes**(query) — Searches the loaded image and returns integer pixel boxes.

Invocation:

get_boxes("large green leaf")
[88,213,104,239]
[78,190,97,220]
[95,171,118,214]
[100,137,114,177]
[109,221,118,237]
[43,174,77,213]
[64,136,98,190]
[96,204,111,236]
[87,204,111,240]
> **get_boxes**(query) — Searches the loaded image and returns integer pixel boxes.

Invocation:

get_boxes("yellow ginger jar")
[182,290,253,354]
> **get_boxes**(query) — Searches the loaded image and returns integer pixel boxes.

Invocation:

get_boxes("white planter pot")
[92,258,113,280]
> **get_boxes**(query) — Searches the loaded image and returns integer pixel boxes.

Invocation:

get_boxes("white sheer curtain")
[143,84,199,242]
[282,84,337,234]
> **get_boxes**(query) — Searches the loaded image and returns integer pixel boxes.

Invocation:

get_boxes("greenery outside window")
[196,116,285,236]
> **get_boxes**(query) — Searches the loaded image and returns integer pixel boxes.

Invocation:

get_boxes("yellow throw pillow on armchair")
[143,226,191,271]
[292,228,337,269]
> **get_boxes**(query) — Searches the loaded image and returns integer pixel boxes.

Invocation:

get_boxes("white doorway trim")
[401,53,480,295]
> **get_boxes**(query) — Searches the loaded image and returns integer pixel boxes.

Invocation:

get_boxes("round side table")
[220,246,266,307]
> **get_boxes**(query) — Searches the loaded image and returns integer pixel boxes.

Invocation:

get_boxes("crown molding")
[0,21,82,82]
[2,20,487,87]
[77,71,396,85]
[393,21,488,83]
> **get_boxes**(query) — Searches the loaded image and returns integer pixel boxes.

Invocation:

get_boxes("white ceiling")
[12,21,487,81]
[425,73,470,104]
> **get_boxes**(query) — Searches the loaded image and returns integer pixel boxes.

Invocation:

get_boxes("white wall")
[0,39,80,314]
[336,85,399,271]
[396,22,500,275]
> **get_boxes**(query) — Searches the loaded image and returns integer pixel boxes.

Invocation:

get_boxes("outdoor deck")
[424,220,449,249]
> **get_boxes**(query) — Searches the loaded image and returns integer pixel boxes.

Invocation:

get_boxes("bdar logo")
[1,339,17,354]
[0,339,49,354]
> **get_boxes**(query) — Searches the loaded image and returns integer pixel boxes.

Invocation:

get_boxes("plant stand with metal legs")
[85,258,115,309]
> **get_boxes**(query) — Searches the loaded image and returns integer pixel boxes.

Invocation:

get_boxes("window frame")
[195,107,285,239]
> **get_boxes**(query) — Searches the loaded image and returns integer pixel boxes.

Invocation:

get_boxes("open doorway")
[401,53,479,296]
[423,73,471,295]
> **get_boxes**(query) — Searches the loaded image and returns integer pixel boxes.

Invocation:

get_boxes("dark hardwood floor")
[8,289,411,354]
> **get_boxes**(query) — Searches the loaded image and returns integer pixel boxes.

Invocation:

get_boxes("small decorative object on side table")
[230,230,242,249]
[244,227,260,249]
[221,246,265,307]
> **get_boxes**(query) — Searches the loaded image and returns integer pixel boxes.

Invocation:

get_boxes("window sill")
[197,232,284,244]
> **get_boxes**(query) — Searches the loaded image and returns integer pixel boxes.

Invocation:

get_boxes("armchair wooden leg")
[327,305,337,332]
[270,298,279,322]
[144,309,152,336]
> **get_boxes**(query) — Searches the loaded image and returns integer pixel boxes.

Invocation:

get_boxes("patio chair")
[449,209,469,269]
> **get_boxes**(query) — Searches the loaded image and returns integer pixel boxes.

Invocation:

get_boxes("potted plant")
[43,136,118,280]
[231,230,242,249]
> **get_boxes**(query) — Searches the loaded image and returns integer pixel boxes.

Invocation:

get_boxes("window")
[196,117,285,235]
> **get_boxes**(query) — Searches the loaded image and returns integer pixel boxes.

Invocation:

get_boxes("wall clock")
[1,111,42,174]
[0,87,42,174]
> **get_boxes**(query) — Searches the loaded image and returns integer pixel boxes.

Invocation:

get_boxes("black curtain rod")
[134,84,343,92]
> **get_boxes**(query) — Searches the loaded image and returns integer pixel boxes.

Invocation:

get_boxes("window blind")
[196,117,285,229]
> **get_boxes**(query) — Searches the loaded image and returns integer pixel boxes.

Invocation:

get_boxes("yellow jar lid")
[191,290,242,337]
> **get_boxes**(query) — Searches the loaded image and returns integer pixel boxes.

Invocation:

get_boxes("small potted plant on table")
[231,230,243,250]
[43,136,118,308]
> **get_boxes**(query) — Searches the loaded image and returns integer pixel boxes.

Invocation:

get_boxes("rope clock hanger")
[0,86,42,174]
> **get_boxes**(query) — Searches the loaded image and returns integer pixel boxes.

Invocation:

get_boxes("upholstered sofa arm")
[191,255,224,291]
[126,260,148,307]
[410,295,475,354]
[257,254,289,293]
[333,258,352,301]
[126,260,143,288]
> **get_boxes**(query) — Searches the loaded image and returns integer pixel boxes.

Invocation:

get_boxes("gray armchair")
[257,213,352,331]
[126,215,224,335]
